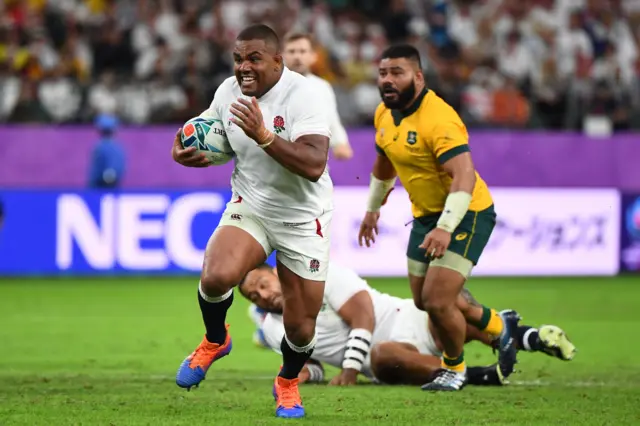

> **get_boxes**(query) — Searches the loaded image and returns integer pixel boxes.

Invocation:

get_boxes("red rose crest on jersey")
[309,259,320,273]
[273,116,285,134]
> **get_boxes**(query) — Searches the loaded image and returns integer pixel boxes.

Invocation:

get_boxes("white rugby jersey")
[304,73,349,148]
[261,263,405,378]
[209,67,333,222]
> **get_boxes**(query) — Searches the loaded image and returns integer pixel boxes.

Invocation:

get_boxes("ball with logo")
[181,112,234,166]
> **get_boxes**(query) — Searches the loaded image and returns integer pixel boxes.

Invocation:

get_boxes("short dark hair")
[284,32,316,49]
[237,263,274,298]
[236,24,280,53]
[380,44,422,68]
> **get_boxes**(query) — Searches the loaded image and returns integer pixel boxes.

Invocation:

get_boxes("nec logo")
[55,192,226,271]
[230,214,242,221]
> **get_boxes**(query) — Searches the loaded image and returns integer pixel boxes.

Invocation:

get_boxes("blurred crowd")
[0,0,639,130]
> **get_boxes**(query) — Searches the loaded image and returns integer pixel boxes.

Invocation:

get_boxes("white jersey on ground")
[259,263,440,379]
[209,67,333,222]
[304,73,349,149]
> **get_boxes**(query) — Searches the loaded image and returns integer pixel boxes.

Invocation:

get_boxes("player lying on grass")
[240,263,576,386]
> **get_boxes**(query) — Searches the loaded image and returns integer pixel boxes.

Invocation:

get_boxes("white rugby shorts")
[216,193,331,281]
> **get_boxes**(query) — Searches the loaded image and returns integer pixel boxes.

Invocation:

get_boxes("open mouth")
[382,89,399,99]
[240,75,257,88]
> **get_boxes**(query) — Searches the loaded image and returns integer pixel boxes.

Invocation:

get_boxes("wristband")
[342,328,373,372]
[366,174,396,213]
[306,363,325,383]
[436,191,473,233]
[258,128,275,149]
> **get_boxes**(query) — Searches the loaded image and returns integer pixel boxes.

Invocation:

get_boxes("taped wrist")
[306,363,325,383]
[436,191,472,233]
[367,174,396,212]
[342,328,373,371]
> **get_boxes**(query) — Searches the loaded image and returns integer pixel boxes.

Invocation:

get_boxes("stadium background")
[1,0,639,424]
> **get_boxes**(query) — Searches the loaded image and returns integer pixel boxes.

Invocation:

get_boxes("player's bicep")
[336,290,375,330]
[440,151,475,179]
[294,134,330,157]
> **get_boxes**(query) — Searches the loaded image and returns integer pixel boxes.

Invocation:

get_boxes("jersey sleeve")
[262,314,286,354]
[288,82,331,142]
[324,264,370,313]
[429,120,471,165]
[201,77,233,118]
[373,102,387,157]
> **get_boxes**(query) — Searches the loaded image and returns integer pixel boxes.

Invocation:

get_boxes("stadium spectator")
[88,113,126,189]
[0,0,637,130]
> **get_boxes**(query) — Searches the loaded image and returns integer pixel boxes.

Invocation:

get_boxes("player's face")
[233,40,283,97]
[377,57,418,109]
[283,38,316,75]
[241,268,283,313]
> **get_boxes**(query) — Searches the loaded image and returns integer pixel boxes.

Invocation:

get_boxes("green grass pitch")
[1,275,639,425]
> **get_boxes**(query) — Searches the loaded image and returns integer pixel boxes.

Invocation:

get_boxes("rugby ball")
[181,114,234,166]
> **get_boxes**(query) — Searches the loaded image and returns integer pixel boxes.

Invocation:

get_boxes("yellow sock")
[479,307,504,337]
[441,352,466,373]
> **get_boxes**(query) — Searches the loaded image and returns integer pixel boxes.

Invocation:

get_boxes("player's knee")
[200,264,242,296]
[283,317,315,347]
[422,296,454,318]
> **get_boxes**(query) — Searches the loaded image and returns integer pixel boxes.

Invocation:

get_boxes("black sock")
[198,287,233,345]
[467,365,504,386]
[279,337,314,380]
[516,325,541,351]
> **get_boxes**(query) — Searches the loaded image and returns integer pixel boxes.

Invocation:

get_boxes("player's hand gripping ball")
[172,111,234,167]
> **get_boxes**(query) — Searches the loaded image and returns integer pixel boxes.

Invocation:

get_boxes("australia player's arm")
[431,120,476,232]
[260,84,330,182]
[367,103,398,213]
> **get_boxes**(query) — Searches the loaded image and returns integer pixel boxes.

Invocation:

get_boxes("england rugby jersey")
[209,68,333,222]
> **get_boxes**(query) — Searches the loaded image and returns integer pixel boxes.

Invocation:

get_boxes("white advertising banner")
[330,187,621,277]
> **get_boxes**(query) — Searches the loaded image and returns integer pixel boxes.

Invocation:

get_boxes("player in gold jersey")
[358,45,521,391]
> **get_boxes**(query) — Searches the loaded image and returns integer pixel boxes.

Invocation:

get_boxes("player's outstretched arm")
[329,290,375,386]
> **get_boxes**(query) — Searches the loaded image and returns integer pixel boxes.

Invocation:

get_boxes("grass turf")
[1,276,639,425]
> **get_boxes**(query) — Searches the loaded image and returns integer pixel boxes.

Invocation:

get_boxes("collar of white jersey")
[254,67,291,102]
